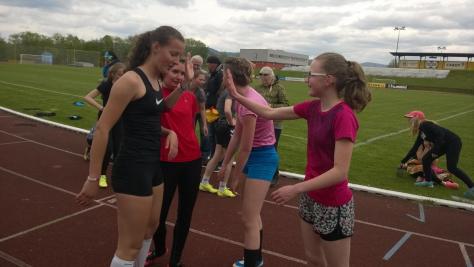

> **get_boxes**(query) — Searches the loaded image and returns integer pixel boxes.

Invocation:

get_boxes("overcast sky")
[1,0,473,64]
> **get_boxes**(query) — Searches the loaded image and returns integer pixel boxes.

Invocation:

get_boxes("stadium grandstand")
[391,52,474,71]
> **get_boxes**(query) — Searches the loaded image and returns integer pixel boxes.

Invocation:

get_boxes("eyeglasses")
[259,73,270,76]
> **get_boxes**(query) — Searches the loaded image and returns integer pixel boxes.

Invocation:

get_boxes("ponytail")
[127,26,184,70]
[316,52,372,112]
[344,61,371,112]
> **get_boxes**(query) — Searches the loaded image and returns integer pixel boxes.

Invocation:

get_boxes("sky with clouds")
[0,0,473,64]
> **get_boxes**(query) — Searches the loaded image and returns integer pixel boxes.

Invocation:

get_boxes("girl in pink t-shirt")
[225,52,371,267]
[218,57,278,267]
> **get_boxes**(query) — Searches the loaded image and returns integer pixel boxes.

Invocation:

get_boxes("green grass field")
[1,63,473,202]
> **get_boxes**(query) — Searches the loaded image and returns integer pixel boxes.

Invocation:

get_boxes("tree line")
[0,31,209,66]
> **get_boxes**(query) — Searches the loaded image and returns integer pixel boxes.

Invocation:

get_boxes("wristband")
[87,175,99,182]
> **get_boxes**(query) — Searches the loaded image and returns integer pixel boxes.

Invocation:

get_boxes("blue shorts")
[243,145,279,181]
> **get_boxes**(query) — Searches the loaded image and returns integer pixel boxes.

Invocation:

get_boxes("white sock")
[134,238,152,267]
[110,255,134,267]
[219,181,227,191]
[201,176,210,184]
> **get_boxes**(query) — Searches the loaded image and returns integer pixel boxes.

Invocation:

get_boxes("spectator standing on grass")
[83,62,126,188]
[226,52,372,267]
[400,110,474,199]
[218,57,279,267]
[255,66,289,186]
[204,55,224,161]
[77,26,193,267]
[102,50,120,79]
[191,54,203,71]
[145,62,202,267]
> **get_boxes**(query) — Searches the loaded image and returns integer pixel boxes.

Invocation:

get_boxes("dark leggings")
[422,138,473,188]
[153,158,202,265]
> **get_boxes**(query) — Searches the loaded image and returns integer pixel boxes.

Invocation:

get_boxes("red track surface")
[0,110,473,267]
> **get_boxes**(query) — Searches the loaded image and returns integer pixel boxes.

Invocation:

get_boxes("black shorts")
[298,193,355,241]
[215,119,233,148]
[111,158,163,196]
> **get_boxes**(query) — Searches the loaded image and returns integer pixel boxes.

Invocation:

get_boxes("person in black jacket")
[400,111,474,199]
[204,55,223,160]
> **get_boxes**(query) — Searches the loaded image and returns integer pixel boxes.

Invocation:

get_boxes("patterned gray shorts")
[298,193,355,241]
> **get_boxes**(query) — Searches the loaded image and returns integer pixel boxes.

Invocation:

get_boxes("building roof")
[390,52,474,58]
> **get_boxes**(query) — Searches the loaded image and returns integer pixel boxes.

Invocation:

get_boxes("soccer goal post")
[19,53,53,65]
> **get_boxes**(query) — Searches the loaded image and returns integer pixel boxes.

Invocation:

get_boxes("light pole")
[437,46,446,69]
[394,26,406,67]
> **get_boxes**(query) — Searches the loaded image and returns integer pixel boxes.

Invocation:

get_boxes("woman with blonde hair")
[255,66,289,186]
[400,111,474,198]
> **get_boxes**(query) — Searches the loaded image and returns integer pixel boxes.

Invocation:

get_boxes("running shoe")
[464,187,474,200]
[99,175,108,188]
[443,180,459,190]
[199,183,218,193]
[415,180,434,188]
[415,177,425,183]
[217,188,236,198]
[233,259,263,267]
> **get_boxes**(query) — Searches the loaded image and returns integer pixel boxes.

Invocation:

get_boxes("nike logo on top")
[156,98,163,106]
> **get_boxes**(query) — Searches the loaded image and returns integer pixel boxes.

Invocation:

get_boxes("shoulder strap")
[133,68,154,91]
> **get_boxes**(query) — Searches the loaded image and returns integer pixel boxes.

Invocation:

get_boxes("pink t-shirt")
[236,87,275,147]
[293,100,358,206]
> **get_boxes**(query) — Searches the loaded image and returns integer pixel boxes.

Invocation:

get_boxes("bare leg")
[299,219,327,267]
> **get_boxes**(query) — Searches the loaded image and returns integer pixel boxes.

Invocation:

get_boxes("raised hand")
[184,52,194,83]
[224,69,241,99]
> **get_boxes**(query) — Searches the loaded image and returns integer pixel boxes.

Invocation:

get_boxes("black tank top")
[117,68,165,161]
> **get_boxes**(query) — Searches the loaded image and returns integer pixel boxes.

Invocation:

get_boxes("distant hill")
[361,62,387,68]
[208,47,239,58]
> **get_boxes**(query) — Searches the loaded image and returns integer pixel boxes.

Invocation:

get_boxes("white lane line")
[0,250,32,267]
[164,222,308,265]
[0,166,79,197]
[263,200,474,247]
[281,133,306,140]
[0,115,13,118]
[0,140,30,146]
[281,109,474,146]
[0,204,104,243]
[0,129,83,157]
[0,165,306,264]
[383,232,412,260]
[460,244,473,267]
[356,109,474,148]
[0,166,116,206]
[406,203,425,223]
[0,81,83,98]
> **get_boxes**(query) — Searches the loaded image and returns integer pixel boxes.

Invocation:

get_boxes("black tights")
[153,158,202,265]
[422,138,473,188]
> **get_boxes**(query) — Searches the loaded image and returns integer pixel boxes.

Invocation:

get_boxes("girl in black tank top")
[118,68,166,161]
[77,26,195,267]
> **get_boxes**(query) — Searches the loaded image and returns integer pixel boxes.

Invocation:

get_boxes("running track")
[0,110,473,267]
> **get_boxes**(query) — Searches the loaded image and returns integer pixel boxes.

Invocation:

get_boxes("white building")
[240,49,309,69]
